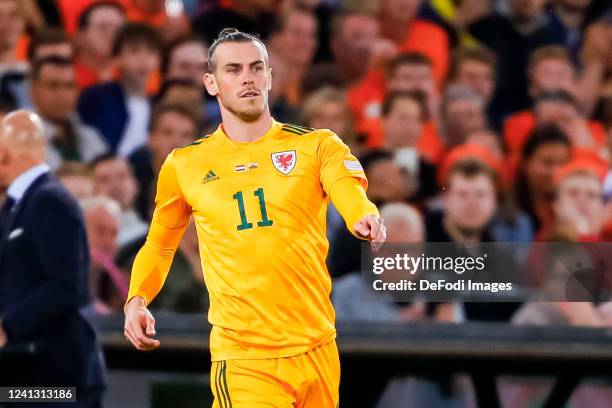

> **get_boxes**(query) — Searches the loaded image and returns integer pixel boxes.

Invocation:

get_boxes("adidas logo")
[201,170,220,184]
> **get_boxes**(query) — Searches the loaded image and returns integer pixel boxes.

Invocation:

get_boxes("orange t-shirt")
[358,117,445,164]
[397,19,450,85]
[504,110,607,155]
[57,0,97,34]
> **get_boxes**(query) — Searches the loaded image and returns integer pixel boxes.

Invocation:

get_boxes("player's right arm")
[124,150,191,351]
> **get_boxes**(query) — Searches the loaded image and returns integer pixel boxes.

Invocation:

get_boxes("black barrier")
[90,315,612,407]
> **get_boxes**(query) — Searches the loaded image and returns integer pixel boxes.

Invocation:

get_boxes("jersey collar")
[215,119,283,149]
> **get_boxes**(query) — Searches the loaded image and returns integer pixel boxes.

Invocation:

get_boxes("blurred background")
[1,0,612,407]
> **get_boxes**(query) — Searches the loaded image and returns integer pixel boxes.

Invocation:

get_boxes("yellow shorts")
[210,340,340,408]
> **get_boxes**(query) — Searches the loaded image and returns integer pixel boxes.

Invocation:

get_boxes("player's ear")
[267,67,272,92]
[203,73,218,96]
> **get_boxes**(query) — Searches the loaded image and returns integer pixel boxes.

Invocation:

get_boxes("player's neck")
[221,109,274,142]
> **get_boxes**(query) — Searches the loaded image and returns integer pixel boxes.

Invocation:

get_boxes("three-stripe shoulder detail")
[281,124,315,136]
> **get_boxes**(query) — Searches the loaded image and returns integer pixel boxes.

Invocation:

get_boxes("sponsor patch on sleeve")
[344,160,363,171]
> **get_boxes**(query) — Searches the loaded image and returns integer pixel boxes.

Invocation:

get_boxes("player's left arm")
[318,130,386,250]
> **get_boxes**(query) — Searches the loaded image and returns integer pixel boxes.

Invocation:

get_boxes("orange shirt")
[120,0,167,26]
[397,19,450,85]
[504,111,607,156]
[358,117,445,164]
[57,0,97,34]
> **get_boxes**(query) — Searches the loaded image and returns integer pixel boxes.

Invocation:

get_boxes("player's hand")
[124,296,160,351]
[354,214,386,251]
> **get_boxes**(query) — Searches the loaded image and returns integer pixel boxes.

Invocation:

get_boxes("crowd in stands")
[1,0,612,405]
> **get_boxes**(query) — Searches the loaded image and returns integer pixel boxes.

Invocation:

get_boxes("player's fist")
[124,296,160,351]
[354,214,387,251]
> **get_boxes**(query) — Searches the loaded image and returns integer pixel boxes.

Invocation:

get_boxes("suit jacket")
[77,81,128,153]
[0,173,106,388]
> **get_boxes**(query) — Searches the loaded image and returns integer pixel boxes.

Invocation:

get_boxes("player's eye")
[252,65,263,72]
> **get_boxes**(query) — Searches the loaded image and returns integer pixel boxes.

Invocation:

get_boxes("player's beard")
[222,94,267,122]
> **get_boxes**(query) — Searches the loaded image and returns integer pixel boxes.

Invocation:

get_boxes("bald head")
[0,110,47,188]
[1,110,45,148]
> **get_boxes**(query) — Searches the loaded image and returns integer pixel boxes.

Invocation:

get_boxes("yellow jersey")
[127,119,378,361]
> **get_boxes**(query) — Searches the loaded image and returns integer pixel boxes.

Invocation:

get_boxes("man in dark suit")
[0,110,106,406]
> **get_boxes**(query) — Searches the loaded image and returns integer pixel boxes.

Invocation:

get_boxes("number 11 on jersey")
[233,188,273,230]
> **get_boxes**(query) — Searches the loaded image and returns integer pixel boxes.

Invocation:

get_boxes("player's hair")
[29,55,74,81]
[27,28,72,61]
[112,22,163,57]
[527,46,573,79]
[77,0,125,31]
[381,90,429,121]
[207,28,266,72]
[386,52,432,78]
[447,46,496,82]
[148,101,200,134]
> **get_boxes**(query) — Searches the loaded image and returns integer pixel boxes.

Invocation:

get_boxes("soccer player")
[123,28,386,407]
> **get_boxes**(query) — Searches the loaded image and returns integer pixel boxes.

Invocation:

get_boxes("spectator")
[430,145,520,321]
[326,10,380,86]
[118,218,209,314]
[516,124,572,234]
[440,84,487,149]
[381,90,438,202]
[268,7,318,109]
[163,36,208,84]
[552,0,593,60]
[91,154,149,247]
[161,36,214,125]
[447,47,496,120]
[129,102,198,220]
[78,22,163,157]
[377,0,450,83]
[56,162,95,200]
[350,52,443,161]
[547,151,609,241]
[534,91,605,150]
[81,195,129,314]
[299,86,360,154]
[334,202,426,322]
[503,46,581,155]
[30,56,109,170]
[464,0,567,126]
[0,0,27,73]
[0,28,73,110]
[191,0,277,45]
[74,1,126,89]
